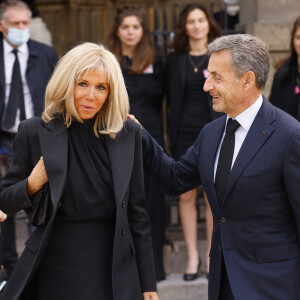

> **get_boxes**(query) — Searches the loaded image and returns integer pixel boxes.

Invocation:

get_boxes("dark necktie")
[215,118,240,205]
[2,49,26,129]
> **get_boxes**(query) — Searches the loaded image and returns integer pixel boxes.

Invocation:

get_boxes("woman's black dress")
[31,120,116,299]
[121,56,166,281]
[172,54,211,160]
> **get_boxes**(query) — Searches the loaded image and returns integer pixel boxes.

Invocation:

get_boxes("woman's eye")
[78,82,86,87]
[97,85,106,90]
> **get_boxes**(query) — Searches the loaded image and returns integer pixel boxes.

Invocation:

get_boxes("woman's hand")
[143,292,159,300]
[27,157,49,196]
[0,210,7,222]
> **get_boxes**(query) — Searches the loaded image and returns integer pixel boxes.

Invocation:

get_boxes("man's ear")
[243,71,256,89]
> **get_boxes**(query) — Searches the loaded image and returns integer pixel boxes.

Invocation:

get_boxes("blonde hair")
[42,42,129,138]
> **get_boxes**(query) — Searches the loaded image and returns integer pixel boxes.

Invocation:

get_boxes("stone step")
[157,273,208,300]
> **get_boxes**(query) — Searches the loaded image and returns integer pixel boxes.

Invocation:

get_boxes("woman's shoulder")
[20,117,44,130]
[166,52,184,62]
[275,57,296,83]
[123,119,142,133]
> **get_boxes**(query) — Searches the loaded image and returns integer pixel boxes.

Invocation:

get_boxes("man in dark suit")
[0,0,58,277]
[141,34,300,299]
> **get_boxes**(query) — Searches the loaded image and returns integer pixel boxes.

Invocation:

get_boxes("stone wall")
[238,0,300,96]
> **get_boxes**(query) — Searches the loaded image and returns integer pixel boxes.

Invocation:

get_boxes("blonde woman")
[0,43,158,300]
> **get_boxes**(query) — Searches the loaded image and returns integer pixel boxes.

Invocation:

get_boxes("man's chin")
[212,104,223,113]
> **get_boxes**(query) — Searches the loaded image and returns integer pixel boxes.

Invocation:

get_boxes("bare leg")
[179,188,200,274]
[204,192,212,274]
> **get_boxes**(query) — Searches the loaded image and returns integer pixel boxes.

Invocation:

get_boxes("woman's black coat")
[0,117,156,300]
[270,56,300,121]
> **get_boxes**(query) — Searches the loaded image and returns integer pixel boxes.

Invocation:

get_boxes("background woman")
[107,6,166,281]
[166,3,221,280]
[0,43,158,300]
[270,16,300,120]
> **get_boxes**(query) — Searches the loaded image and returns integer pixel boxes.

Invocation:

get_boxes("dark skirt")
[29,218,115,300]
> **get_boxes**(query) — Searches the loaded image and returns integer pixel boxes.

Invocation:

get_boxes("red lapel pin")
[262,131,266,135]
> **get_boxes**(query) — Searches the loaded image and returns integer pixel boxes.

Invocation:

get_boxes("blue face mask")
[6,27,30,46]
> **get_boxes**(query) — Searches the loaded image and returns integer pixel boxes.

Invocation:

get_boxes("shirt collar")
[226,95,263,131]
[3,38,28,56]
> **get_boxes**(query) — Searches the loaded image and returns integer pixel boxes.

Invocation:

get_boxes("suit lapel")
[223,98,275,203]
[106,127,135,206]
[38,118,68,209]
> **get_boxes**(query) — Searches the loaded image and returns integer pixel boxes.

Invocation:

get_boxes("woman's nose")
[86,88,96,100]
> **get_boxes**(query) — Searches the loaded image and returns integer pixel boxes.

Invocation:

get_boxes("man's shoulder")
[273,105,300,132]
[28,39,57,56]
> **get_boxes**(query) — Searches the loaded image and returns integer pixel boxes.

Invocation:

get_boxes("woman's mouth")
[81,105,94,111]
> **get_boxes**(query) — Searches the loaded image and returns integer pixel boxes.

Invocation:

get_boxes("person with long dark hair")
[107,6,166,281]
[270,16,300,120]
[166,3,221,280]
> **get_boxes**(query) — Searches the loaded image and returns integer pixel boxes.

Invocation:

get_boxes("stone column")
[237,0,300,95]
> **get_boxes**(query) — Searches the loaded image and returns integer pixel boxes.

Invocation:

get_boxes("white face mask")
[6,27,30,46]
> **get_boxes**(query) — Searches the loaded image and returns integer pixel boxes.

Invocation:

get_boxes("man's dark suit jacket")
[0,117,156,300]
[143,97,300,300]
[0,34,58,122]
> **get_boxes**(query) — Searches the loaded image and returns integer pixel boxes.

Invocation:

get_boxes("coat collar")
[106,124,135,206]
[38,118,135,208]
[38,118,68,209]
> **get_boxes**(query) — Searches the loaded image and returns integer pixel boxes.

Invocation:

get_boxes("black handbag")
[26,182,52,227]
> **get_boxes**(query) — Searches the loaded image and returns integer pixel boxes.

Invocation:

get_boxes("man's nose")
[203,78,211,92]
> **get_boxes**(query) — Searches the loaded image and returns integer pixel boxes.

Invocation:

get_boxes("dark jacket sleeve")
[127,126,157,292]
[0,122,35,214]
[142,128,202,195]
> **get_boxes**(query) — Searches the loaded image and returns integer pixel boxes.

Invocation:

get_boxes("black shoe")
[183,259,201,281]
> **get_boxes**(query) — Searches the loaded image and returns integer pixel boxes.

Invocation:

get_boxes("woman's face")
[293,26,300,57]
[185,8,210,41]
[74,69,109,120]
[117,15,143,48]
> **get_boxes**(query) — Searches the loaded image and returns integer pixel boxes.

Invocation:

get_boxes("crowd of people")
[0,0,299,299]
